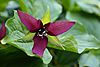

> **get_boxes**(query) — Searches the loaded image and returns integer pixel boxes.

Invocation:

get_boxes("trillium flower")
[17,10,75,57]
[0,22,6,40]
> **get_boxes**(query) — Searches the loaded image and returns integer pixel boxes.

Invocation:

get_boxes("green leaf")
[48,35,65,50]
[66,11,100,53]
[11,33,35,56]
[57,33,78,52]
[62,0,100,16]
[48,25,78,53]
[1,30,26,44]
[79,49,100,67]
[76,0,100,16]
[1,13,34,56]
[48,16,100,53]
[62,0,78,11]
[1,11,29,44]
[17,0,62,21]
[41,7,50,25]
[48,35,61,45]
[66,11,100,40]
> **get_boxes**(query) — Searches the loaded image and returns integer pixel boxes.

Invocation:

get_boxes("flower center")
[37,28,47,37]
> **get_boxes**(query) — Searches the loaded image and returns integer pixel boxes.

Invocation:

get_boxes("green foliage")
[0,0,10,11]
[0,0,100,67]
[66,11,100,52]
[49,49,80,67]
[17,0,62,21]
[76,0,100,16]
[62,0,78,11]
[79,49,100,67]
[67,11,100,40]
[0,45,47,67]
[62,0,100,16]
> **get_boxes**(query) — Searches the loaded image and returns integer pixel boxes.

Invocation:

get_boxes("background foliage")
[0,0,100,67]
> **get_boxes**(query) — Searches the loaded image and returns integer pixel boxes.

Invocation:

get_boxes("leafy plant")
[0,0,100,67]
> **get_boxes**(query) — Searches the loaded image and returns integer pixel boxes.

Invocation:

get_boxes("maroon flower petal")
[0,22,6,40]
[17,10,43,32]
[44,20,75,36]
[32,35,48,57]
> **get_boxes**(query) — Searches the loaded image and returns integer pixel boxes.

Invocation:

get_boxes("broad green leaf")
[66,11,100,40]
[48,35,65,50]
[62,0,78,11]
[66,11,100,53]
[7,32,52,64]
[58,33,78,52]
[11,33,35,56]
[1,30,26,44]
[75,34,100,53]
[48,22,100,53]
[76,0,100,16]
[1,11,29,44]
[1,11,34,56]
[41,7,50,25]
[17,0,62,21]
[6,11,28,33]
[48,24,78,53]
[62,0,100,16]
[79,49,100,67]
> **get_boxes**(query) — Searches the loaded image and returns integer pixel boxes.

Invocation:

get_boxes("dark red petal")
[17,10,43,32]
[44,20,75,36]
[32,35,48,57]
[0,22,6,40]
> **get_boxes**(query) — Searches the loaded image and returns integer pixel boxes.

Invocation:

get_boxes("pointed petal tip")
[16,10,19,12]
[68,21,76,27]
[1,22,5,26]
[71,21,75,23]
[17,10,43,32]
[17,10,21,14]
[32,47,43,57]
[32,35,48,57]
[45,20,75,36]
[70,21,76,24]
[17,10,24,15]
[1,22,6,28]
[17,10,22,13]
[0,22,6,40]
